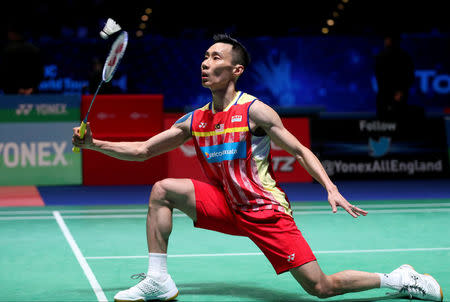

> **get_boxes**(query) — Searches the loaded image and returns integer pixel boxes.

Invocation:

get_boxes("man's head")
[212,34,251,68]
[201,34,250,90]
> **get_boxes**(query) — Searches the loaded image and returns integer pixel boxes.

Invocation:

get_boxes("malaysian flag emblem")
[215,123,224,132]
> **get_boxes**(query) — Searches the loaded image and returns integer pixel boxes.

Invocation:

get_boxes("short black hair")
[213,33,251,68]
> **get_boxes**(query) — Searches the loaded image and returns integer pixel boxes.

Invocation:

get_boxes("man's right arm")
[72,113,192,162]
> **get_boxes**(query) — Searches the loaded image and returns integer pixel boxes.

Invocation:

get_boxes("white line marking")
[53,211,108,302]
[1,208,450,221]
[61,214,186,219]
[86,252,262,259]
[315,247,450,253]
[85,247,450,260]
[292,202,450,210]
[0,216,54,220]
[293,208,450,214]
[1,202,450,215]
[0,209,147,215]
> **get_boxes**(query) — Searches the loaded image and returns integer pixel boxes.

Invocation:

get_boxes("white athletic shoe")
[114,273,179,302]
[392,264,443,301]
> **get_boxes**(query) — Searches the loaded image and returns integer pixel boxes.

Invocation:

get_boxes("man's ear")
[233,64,244,78]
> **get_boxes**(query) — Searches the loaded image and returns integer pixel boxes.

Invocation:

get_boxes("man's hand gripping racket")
[72,30,128,152]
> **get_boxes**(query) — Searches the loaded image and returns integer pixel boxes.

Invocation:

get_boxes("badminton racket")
[73,30,128,152]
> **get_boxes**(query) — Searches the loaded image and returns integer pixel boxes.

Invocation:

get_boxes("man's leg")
[290,260,380,299]
[115,178,196,302]
[146,178,197,253]
[290,261,443,301]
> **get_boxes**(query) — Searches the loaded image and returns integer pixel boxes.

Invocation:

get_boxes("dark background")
[1,1,449,113]
[2,0,449,39]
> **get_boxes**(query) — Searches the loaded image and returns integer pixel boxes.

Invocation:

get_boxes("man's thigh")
[192,179,243,236]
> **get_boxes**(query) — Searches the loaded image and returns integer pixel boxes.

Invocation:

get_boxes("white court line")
[293,208,450,214]
[0,216,54,220]
[292,202,450,210]
[1,208,450,221]
[61,214,186,219]
[53,211,108,302]
[1,202,450,216]
[85,247,450,260]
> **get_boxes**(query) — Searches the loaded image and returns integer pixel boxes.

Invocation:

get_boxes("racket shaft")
[72,80,103,153]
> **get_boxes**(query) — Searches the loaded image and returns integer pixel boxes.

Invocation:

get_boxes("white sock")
[377,272,402,290]
[148,253,168,281]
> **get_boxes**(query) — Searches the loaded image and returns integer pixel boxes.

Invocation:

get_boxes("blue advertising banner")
[311,117,449,179]
[32,35,450,113]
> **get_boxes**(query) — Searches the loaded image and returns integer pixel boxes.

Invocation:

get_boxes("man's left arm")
[249,100,367,218]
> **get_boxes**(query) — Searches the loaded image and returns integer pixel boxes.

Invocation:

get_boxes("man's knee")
[301,277,337,299]
[309,282,334,299]
[150,179,174,207]
[291,262,337,299]
[305,276,340,299]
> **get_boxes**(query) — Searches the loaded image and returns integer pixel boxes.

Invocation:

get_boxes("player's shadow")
[177,283,410,302]
[177,282,315,301]
[103,282,409,301]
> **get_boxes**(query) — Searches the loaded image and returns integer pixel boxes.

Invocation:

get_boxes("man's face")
[201,42,236,89]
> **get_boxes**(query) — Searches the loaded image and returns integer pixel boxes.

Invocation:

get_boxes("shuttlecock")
[100,18,121,39]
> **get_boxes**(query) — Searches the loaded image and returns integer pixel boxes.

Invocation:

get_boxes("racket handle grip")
[72,121,87,153]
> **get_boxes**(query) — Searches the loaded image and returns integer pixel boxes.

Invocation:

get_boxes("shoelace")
[130,273,161,295]
[400,274,426,297]
[130,273,147,281]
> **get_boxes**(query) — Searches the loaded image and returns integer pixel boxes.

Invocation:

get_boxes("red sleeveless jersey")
[190,91,292,215]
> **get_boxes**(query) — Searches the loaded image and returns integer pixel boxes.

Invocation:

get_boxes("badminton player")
[73,34,443,302]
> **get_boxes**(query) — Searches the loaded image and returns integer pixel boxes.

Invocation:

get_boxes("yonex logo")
[287,253,295,262]
[16,104,33,116]
[0,141,68,167]
[16,103,68,116]
[107,42,125,67]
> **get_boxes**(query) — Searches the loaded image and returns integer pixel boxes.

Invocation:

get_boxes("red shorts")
[192,179,316,274]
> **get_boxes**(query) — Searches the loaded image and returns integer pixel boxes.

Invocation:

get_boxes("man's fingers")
[73,127,80,136]
[357,208,368,216]
[347,205,368,218]
[330,202,337,213]
[345,206,358,218]
[352,205,368,216]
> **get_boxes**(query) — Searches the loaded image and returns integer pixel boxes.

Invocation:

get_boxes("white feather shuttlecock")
[100,18,121,40]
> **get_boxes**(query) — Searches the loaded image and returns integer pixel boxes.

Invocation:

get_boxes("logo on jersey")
[287,253,296,262]
[199,122,207,128]
[231,115,242,123]
[200,142,247,163]
[215,123,224,132]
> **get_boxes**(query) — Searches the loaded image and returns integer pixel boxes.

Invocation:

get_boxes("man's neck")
[211,87,237,112]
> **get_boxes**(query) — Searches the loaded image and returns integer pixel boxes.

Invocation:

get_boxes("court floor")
[1,198,449,302]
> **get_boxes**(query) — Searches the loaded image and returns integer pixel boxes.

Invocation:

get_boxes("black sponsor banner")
[311,117,449,179]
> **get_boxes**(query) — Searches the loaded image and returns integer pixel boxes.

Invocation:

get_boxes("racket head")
[102,31,128,83]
